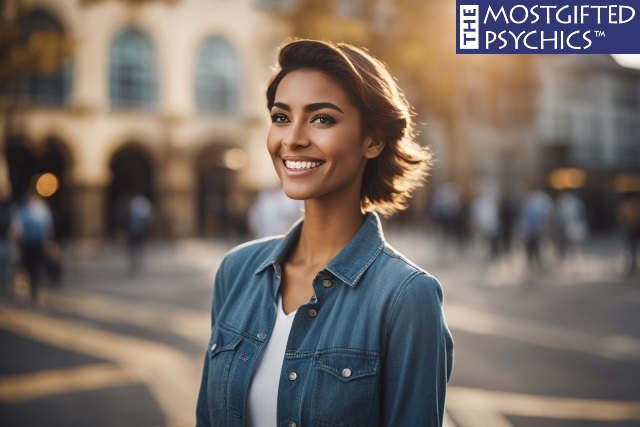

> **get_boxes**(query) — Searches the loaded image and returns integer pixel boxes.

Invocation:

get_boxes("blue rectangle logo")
[456,0,640,53]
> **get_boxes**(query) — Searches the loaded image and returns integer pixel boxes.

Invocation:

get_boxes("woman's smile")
[283,159,326,171]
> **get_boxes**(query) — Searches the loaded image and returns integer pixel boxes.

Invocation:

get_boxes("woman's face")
[267,69,380,205]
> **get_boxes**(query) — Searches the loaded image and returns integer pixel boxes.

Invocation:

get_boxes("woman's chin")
[281,189,308,201]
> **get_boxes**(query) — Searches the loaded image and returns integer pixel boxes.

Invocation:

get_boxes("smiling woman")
[267,69,375,210]
[196,39,454,427]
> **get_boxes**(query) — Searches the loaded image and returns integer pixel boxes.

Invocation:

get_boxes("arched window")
[109,27,157,109]
[4,8,72,106]
[194,37,239,113]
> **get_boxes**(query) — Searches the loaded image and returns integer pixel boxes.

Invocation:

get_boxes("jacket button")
[308,308,317,317]
[257,332,266,340]
[210,343,217,352]
[322,279,333,288]
[288,372,297,381]
[288,422,297,427]
[342,368,352,378]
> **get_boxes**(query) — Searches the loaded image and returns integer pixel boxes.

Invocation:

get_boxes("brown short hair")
[266,39,432,217]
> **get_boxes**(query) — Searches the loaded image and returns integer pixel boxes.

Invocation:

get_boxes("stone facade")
[1,0,287,238]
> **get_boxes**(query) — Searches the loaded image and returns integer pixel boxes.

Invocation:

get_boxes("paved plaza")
[1,227,639,427]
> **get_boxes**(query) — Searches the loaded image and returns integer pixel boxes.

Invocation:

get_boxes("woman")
[196,39,453,427]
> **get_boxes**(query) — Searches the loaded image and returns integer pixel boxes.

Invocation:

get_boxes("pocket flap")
[209,327,243,357]
[316,350,379,382]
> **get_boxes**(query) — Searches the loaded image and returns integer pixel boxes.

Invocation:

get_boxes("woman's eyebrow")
[272,102,344,114]
[304,102,344,114]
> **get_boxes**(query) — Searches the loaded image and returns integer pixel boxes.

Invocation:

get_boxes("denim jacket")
[196,212,454,427]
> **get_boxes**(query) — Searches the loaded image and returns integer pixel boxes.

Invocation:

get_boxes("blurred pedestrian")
[470,182,500,260]
[197,39,453,427]
[0,191,14,296]
[429,181,467,258]
[430,182,462,241]
[126,194,151,273]
[518,189,553,269]
[499,190,519,256]
[248,185,302,238]
[15,190,54,303]
[617,194,640,275]
[554,191,588,261]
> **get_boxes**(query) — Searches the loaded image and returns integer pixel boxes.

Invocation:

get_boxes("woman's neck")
[292,200,365,269]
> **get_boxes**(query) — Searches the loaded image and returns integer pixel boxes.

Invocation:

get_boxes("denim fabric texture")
[196,212,454,427]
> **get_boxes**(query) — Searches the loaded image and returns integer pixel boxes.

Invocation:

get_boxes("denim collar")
[255,212,385,287]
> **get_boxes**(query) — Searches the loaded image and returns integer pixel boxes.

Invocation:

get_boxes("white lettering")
[583,31,592,49]
[556,5,571,24]
[566,30,581,49]
[524,31,537,49]
[619,5,635,24]
[510,5,529,24]
[508,30,526,49]
[498,31,508,49]
[592,6,606,24]
[459,6,479,49]
[609,5,618,23]
[540,30,559,50]
[580,5,590,24]
[486,31,498,49]
[539,6,555,24]
[484,6,508,24]
[530,5,540,24]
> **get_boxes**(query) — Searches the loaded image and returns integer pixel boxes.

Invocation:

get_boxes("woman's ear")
[364,134,385,159]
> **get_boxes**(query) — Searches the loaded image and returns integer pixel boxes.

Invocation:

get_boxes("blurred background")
[0,0,639,426]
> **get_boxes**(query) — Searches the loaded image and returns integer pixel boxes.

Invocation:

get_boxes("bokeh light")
[615,174,640,193]
[35,173,59,197]
[548,168,586,190]
[223,148,247,171]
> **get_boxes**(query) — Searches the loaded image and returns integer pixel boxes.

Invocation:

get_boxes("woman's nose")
[282,122,310,149]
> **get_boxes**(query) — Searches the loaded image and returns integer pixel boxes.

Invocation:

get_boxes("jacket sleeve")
[381,272,454,426]
[195,256,230,427]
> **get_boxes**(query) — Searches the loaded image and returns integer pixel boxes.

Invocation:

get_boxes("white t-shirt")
[246,296,296,427]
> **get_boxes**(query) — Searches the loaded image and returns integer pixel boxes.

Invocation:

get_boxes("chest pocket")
[206,326,243,417]
[312,350,380,427]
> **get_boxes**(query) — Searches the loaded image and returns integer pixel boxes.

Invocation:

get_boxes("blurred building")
[446,53,640,229]
[1,0,287,238]
[2,0,639,237]
[534,55,640,228]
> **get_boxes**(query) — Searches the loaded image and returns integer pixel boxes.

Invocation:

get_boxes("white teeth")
[284,160,324,170]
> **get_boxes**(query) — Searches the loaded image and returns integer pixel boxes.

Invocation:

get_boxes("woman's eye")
[311,114,336,125]
[271,113,289,124]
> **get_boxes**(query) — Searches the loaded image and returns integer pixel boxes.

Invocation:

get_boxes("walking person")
[429,182,465,259]
[248,185,303,239]
[196,39,453,426]
[518,189,553,269]
[470,183,501,260]
[554,191,588,262]
[126,194,151,273]
[0,190,14,296]
[618,194,640,276]
[15,190,53,304]
[499,190,519,257]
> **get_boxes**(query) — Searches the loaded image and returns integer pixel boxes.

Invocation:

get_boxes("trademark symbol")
[595,30,606,37]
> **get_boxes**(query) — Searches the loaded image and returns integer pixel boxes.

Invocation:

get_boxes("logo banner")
[457,0,640,53]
